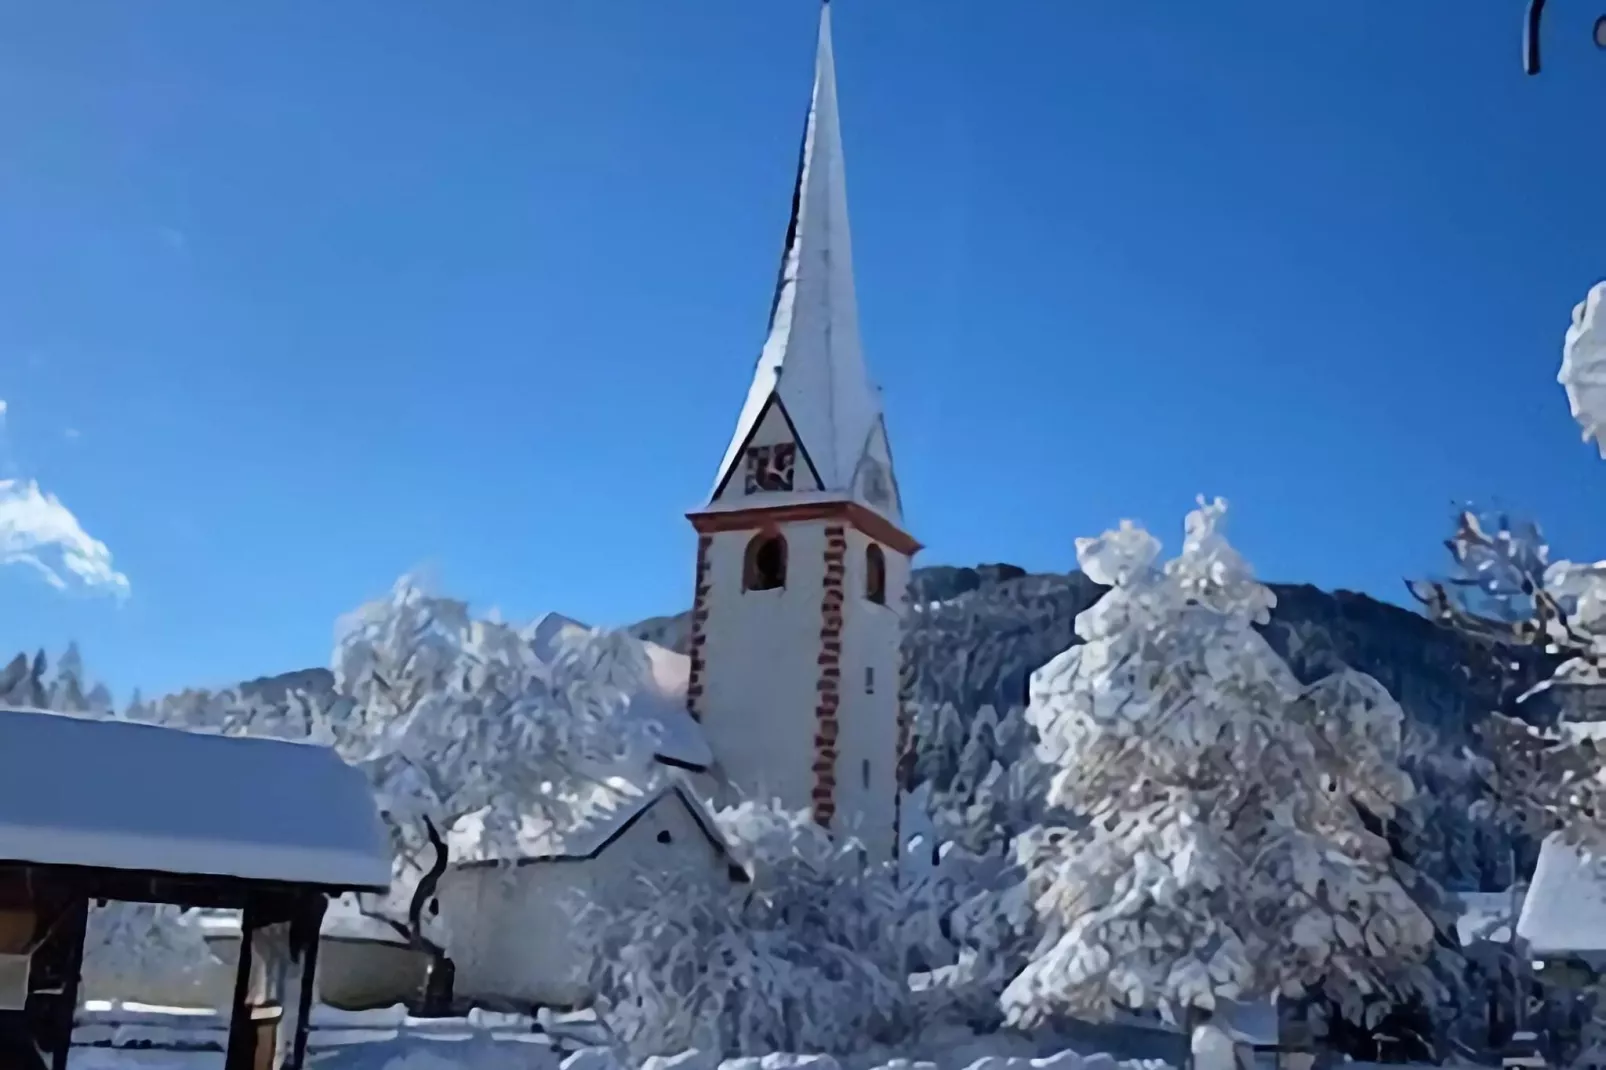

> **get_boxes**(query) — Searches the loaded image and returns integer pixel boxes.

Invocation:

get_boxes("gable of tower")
[710,393,825,506]
[849,415,903,525]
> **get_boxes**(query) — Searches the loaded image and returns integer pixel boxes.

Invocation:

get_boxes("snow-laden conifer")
[1004,499,1436,1028]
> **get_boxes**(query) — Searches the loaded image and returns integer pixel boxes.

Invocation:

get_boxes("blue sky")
[2,1,1605,700]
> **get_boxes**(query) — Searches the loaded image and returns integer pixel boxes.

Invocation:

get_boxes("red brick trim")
[893,581,916,865]
[812,524,848,828]
[690,500,920,557]
[685,535,713,722]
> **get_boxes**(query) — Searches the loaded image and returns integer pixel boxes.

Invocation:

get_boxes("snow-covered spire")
[706,1,902,526]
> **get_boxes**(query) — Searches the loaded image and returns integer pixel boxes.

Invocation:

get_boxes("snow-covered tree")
[1404,280,1606,1065]
[582,800,958,1058]
[333,578,658,839]
[911,701,1049,859]
[79,900,219,1005]
[897,700,1053,1025]
[1002,499,1438,1030]
[0,643,112,714]
[330,577,660,983]
[1562,281,1606,459]
[1411,507,1606,848]
[124,574,663,1011]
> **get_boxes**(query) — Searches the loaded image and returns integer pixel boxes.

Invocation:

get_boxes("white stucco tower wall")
[684,2,917,864]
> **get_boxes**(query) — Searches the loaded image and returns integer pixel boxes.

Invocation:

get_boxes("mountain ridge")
[631,563,1525,742]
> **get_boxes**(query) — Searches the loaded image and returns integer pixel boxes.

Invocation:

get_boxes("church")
[429,0,921,1010]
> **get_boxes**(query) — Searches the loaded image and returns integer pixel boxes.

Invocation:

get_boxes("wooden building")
[0,704,391,1070]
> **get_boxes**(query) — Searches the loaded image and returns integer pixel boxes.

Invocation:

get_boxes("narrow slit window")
[861,759,871,789]
[865,666,875,694]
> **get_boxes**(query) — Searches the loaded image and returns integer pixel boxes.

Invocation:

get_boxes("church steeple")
[706,0,903,528]
[684,1,916,863]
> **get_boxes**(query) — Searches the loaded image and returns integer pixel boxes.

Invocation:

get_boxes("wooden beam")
[224,902,259,1070]
[288,897,326,1070]
[0,862,375,912]
[47,896,86,1070]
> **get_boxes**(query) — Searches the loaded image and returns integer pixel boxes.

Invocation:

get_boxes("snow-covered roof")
[0,706,391,890]
[446,781,732,868]
[704,3,902,526]
[529,612,711,771]
[1518,834,1606,956]
[635,639,711,769]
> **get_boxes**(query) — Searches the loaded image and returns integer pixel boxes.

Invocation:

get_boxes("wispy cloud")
[0,399,127,597]
[0,480,129,598]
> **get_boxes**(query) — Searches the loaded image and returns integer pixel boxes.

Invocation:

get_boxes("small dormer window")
[744,532,788,591]
[865,543,887,605]
[744,443,796,493]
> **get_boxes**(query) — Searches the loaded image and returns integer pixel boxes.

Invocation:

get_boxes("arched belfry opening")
[743,532,788,592]
[865,542,887,604]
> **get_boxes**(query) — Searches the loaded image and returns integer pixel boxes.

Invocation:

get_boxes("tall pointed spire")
[707,1,903,526]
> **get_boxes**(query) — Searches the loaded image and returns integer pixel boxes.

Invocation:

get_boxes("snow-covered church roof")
[528,612,711,771]
[447,781,733,869]
[705,2,903,527]
[0,706,391,890]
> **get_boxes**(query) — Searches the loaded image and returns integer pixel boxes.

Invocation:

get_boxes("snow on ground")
[69,1049,1176,1070]
[65,1004,1186,1070]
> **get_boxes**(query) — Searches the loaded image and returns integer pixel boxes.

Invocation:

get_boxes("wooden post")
[225,902,259,1070]
[47,896,87,1070]
[287,897,325,1070]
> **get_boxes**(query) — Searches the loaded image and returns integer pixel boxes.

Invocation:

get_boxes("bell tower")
[684,0,917,863]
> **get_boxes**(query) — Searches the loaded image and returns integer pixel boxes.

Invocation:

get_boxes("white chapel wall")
[699,521,828,812]
[439,795,729,1010]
